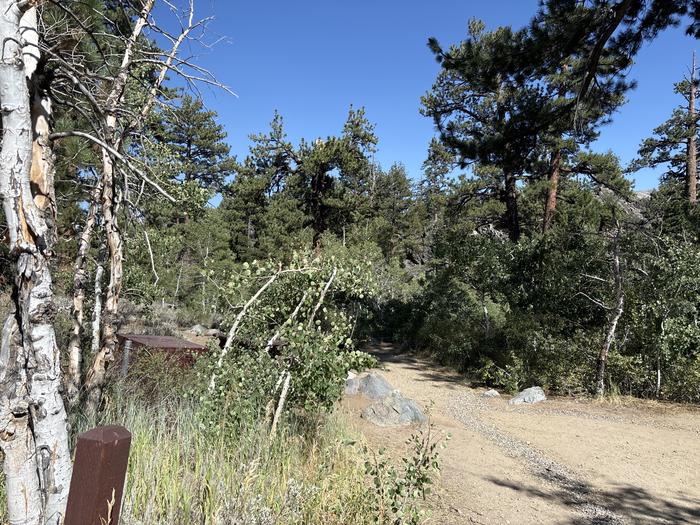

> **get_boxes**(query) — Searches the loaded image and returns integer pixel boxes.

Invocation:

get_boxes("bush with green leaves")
[195,247,378,434]
[363,424,447,525]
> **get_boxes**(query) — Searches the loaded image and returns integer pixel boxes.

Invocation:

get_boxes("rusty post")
[64,425,131,525]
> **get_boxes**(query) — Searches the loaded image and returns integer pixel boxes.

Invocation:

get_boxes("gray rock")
[508,386,546,405]
[482,389,501,398]
[189,324,208,335]
[362,390,426,426]
[344,376,360,396]
[344,372,393,399]
[203,328,221,337]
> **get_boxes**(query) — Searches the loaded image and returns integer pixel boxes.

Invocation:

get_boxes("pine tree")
[631,56,700,236]
[423,12,630,239]
[157,94,235,191]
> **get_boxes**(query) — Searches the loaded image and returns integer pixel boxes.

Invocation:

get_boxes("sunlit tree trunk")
[542,149,561,233]
[84,149,122,418]
[82,0,155,417]
[0,4,72,522]
[66,183,101,408]
[595,230,624,398]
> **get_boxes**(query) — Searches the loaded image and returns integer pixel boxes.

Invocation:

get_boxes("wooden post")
[64,425,131,525]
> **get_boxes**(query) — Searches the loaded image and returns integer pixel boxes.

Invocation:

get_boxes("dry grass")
[92,393,374,524]
[0,392,374,525]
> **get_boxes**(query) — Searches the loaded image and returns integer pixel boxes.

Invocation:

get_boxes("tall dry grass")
[0,382,373,524]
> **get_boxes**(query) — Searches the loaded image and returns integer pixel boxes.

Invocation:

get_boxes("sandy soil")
[342,343,700,525]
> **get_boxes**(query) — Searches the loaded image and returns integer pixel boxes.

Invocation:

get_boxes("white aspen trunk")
[83,0,155,416]
[265,291,308,351]
[595,231,624,398]
[269,371,291,439]
[84,150,121,417]
[91,264,104,356]
[209,270,281,393]
[174,258,184,303]
[0,4,72,522]
[482,294,490,338]
[1,318,42,525]
[307,267,337,329]
[66,185,100,408]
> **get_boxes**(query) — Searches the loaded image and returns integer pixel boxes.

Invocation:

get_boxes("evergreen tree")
[632,56,700,236]
[156,94,235,191]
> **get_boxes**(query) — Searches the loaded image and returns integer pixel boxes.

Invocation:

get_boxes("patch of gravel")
[508,404,699,434]
[450,390,627,525]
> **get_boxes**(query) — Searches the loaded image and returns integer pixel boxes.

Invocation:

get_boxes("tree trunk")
[66,184,100,408]
[82,0,155,417]
[84,151,122,418]
[91,263,105,356]
[542,149,562,233]
[0,4,72,522]
[481,293,490,338]
[504,171,520,242]
[688,52,697,205]
[595,231,624,398]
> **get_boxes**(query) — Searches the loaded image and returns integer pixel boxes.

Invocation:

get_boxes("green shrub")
[363,424,447,525]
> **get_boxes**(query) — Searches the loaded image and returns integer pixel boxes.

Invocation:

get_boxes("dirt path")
[342,343,700,524]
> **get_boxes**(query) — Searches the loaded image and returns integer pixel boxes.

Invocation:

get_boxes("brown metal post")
[64,425,131,525]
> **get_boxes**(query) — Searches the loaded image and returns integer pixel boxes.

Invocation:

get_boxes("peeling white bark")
[90,264,104,356]
[66,185,100,408]
[0,2,72,523]
[83,0,155,416]
[269,371,291,439]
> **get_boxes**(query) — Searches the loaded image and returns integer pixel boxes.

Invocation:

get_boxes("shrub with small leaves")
[195,247,378,434]
[363,423,448,525]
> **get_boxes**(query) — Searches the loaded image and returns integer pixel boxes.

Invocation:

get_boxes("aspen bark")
[83,0,155,416]
[595,231,624,398]
[84,151,121,417]
[90,263,104,356]
[0,3,72,522]
[66,184,100,408]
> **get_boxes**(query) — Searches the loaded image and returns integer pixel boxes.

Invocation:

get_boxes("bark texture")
[595,232,624,397]
[65,184,100,408]
[82,0,155,417]
[0,4,72,523]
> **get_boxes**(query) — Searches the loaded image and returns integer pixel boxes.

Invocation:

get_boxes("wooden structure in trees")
[116,333,207,373]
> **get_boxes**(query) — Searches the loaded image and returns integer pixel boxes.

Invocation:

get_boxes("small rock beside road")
[508,386,546,405]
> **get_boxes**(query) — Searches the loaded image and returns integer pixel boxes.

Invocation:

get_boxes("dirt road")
[343,343,700,524]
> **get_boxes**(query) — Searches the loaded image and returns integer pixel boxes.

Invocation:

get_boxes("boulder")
[508,386,546,405]
[481,389,500,398]
[203,328,221,337]
[344,372,393,400]
[344,376,360,396]
[189,324,208,335]
[362,390,426,426]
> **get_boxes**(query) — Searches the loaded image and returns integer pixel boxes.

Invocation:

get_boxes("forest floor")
[341,342,700,525]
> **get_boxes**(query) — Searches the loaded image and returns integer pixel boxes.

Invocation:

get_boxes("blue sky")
[190,0,698,190]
